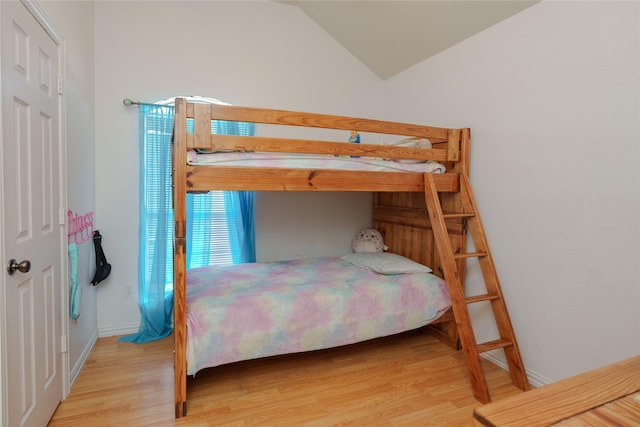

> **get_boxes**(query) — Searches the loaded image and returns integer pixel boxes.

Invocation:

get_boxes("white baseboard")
[97,323,139,338]
[69,330,97,387]
[68,324,140,388]
[481,350,550,388]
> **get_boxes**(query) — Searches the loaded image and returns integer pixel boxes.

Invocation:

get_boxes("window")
[122,96,256,343]
[145,97,255,288]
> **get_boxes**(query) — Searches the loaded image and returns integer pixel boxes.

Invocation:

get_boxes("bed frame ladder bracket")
[423,173,530,403]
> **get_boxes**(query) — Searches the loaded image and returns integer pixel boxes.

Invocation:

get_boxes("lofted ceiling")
[280,1,538,80]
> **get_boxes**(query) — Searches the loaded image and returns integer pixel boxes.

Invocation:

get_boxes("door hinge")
[57,77,64,95]
[61,335,68,353]
[59,208,66,226]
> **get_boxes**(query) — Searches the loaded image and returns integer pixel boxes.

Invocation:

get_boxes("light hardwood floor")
[49,330,524,426]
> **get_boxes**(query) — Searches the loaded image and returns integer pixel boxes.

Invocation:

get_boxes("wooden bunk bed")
[171,98,530,418]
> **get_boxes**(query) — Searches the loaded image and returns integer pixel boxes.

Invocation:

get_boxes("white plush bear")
[351,228,388,253]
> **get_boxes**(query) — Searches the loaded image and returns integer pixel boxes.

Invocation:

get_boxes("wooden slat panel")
[373,206,465,235]
[207,134,451,162]
[374,207,431,230]
[207,104,451,140]
[187,167,460,192]
[374,222,433,273]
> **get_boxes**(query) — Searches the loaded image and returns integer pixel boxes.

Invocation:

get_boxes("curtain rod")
[124,96,231,107]
[123,98,172,108]
[123,98,177,108]
[123,98,140,107]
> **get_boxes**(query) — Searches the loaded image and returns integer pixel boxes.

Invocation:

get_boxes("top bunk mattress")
[187,150,447,173]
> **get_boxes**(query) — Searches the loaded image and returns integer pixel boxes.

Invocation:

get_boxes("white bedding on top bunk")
[187,150,447,173]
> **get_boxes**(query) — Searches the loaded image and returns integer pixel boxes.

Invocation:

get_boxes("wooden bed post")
[173,98,188,418]
[450,128,470,176]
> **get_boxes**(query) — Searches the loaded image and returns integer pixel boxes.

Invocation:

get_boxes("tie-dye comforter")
[186,257,451,376]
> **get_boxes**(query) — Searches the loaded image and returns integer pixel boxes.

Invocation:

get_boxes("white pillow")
[341,252,432,275]
[383,138,432,164]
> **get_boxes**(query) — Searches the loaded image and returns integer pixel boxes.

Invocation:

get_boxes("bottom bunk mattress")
[186,256,451,376]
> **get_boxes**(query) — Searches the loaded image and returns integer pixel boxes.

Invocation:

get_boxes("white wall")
[93,1,382,335]
[37,0,97,384]
[384,1,640,383]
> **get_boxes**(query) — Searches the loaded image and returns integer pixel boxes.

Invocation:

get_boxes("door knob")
[7,259,31,275]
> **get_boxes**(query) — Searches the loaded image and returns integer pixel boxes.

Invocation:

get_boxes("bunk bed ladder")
[423,173,530,403]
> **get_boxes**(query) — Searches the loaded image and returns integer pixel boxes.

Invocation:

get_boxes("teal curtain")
[120,104,175,343]
[224,191,256,264]
[120,103,255,344]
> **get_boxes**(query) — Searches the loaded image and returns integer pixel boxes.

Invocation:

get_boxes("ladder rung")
[453,251,487,259]
[465,293,500,304]
[443,213,475,219]
[476,339,513,354]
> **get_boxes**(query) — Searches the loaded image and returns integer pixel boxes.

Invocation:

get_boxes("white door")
[1,1,63,426]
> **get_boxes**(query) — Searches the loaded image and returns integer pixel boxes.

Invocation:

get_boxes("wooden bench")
[473,355,640,426]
